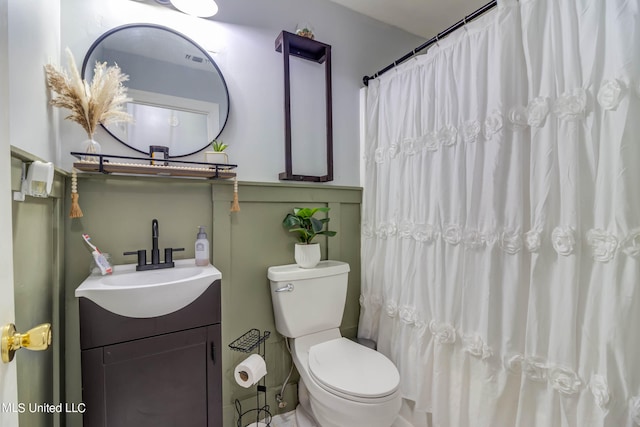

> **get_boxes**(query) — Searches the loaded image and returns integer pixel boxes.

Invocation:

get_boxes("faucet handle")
[124,249,146,267]
[164,248,185,264]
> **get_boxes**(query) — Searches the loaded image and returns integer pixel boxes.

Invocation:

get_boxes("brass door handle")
[1,323,52,363]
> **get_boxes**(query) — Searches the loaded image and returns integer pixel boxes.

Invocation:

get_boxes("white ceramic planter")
[205,151,228,165]
[294,243,321,269]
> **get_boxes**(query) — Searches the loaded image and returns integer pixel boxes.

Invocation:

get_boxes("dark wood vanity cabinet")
[78,280,222,427]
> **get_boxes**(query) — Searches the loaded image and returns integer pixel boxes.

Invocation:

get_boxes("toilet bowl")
[293,329,401,427]
[268,261,401,427]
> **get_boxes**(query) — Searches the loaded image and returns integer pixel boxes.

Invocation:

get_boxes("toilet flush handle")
[275,283,294,293]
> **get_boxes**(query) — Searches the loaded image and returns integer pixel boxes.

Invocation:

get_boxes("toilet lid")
[308,338,400,399]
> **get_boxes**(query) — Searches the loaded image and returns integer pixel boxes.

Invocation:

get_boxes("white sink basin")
[75,259,222,318]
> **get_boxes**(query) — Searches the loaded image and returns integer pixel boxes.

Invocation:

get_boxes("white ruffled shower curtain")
[359,1,640,426]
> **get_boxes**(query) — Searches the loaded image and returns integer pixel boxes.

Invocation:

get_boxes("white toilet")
[268,260,401,427]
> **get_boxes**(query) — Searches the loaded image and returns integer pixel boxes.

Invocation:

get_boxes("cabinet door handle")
[211,341,216,364]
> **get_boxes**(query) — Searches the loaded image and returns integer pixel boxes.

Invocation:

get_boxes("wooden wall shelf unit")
[71,152,237,180]
[275,31,333,182]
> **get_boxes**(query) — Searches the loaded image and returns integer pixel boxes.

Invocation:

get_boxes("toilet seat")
[307,338,400,403]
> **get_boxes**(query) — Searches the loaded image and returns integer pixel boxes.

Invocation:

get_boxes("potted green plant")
[282,207,336,268]
[205,139,228,165]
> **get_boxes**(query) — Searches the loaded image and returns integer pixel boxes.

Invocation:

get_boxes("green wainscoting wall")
[10,148,65,427]
[63,175,362,427]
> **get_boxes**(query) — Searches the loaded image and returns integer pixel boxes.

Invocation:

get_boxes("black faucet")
[151,219,160,265]
[124,218,184,271]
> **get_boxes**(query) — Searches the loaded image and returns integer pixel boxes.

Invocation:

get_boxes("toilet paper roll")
[234,354,267,388]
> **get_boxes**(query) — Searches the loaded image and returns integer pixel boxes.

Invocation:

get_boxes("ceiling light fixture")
[170,0,218,17]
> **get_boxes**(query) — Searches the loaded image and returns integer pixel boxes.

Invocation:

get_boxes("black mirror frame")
[82,23,230,158]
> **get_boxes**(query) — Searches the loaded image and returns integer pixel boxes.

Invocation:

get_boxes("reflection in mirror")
[83,24,229,157]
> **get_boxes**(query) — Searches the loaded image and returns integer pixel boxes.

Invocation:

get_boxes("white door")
[0,101,18,427]
[0,0,19,424]
[0,164,18,426]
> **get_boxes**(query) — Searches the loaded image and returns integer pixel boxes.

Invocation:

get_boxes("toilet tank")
[268,260,350,338]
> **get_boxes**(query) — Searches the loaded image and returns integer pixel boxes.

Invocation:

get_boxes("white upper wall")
[8,0,60,163]
[14,0,423,186]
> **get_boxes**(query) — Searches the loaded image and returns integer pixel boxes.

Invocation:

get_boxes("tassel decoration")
[230,176,240,212]
[69,168,83,218]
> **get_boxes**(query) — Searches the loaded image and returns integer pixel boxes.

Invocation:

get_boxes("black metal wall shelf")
[70,152,237,180]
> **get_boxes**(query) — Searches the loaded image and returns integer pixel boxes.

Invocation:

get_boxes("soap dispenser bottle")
[195,226,210,266]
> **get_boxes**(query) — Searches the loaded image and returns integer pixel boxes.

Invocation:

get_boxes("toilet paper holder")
[229,329,272,427]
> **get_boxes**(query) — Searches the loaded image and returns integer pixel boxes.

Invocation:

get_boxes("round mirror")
[82,23,229,157]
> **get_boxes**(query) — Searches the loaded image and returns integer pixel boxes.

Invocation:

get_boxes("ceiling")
[325,0,491,38]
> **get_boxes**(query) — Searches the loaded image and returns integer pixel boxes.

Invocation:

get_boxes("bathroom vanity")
[76,263,222,427]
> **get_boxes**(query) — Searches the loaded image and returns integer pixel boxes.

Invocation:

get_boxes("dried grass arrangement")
[45,47,133,219]
[44,47,132,140]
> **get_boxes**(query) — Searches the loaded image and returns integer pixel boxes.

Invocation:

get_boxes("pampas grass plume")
[45,47,132,138]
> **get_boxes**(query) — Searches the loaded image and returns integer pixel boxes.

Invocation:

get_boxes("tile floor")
[269,410,297,426]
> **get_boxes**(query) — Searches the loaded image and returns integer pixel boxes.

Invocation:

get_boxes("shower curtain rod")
[362,0,497,86]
